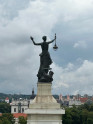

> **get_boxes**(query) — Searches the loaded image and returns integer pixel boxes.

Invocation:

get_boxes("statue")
[30,35,56,82]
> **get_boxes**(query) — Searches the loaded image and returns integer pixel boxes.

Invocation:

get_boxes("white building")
[11,98,29,113]
[5,97,9,103]
[11,89,35,114]
[69,99,82,107]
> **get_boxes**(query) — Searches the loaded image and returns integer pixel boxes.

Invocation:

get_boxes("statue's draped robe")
[37,42,52,80]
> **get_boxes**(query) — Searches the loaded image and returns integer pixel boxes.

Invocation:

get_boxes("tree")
[89,104,93,111]
[0,120,3,124]
[87,118,93,124]
[0,103,11,113]
[0,113,15,124]
[70,106,81,124]
[18,116,27,124]
[1,118,11,124]
[80,109,88,124]
[63,104,93,124]
[63,108,73,124]
[87,111,93,124]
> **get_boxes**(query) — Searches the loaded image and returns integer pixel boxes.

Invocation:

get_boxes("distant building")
[11,89,35,113]
[63,101,69,106]
[69,99,82,107]
[5,97,9,103]
[59,94,63,101]
[57,94,82,107]
[75,94,81,100]
[11,98,29,113]
[80,97,88,104]
[84,94,88,98]
[67,95,70,101]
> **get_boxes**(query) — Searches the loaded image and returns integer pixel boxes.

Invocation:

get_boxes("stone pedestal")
[25,83,65,124]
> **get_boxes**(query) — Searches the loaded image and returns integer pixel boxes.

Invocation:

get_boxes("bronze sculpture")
[30,35,56,82]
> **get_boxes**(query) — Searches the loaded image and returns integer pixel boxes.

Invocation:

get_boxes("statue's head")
[42,36,47,41]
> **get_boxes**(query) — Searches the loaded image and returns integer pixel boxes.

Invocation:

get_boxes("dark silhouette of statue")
[30,35,56,82]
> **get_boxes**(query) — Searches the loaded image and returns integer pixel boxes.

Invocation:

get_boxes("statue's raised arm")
[47,34,56,44]
[30,36,41,45]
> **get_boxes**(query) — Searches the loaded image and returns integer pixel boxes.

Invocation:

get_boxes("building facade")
[11,98,29,113]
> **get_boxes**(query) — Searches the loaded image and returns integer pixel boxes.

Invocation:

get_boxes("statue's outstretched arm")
[30,36,41,45]
[47,35,56,44]
[47,38,55,44]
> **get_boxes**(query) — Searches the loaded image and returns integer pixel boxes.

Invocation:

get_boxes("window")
[14,108,16,112]
[22,108,24,113]
[18,103,21,113]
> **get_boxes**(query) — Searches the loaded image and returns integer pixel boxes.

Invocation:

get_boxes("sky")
[0,0,93,95]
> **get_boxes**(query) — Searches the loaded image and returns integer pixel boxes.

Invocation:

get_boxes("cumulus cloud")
[0,0,93,95]
[52,60,93,95]
[73,41,87,48]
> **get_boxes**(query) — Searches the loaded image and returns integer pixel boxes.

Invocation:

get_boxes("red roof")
[5,97,9,100]
[0,113,27,118]
[13,113,27,118]
[80,98,88,103]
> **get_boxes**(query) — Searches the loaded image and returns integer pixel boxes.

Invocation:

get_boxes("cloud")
[0,0,61,94]
[52,60,93,95]
[73,41,87,48]
[0,0,93,95]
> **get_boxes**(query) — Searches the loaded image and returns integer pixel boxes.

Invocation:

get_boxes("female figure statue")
[30,35,56,82]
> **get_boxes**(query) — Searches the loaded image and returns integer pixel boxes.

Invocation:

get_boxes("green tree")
[89,104,93,111]
[18,116,27,124]
[87,118,93,124]
[71,106,81,124]
[63,108,73,124]
[1,118,11,124]
[80,109,88,124]
[63,104,93,124]
[0,103,11,113]
[0,113,15,124]
[0,120,3,124]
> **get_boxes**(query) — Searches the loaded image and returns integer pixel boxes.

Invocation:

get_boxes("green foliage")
[18,116,27,124]
[80,109,88,124]
[63,106,81,124]
[89,104,93,111]
[0,103,11,113]
[0,118,11,124]
[87,118,93,124]
[63,104,93,124]
[78,103,93,111]
[62,108,72,124]
[0,113,15,124]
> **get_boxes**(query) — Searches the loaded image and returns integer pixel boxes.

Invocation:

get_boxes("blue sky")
[0,0,93,95]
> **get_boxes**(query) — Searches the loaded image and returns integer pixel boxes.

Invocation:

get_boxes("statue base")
[25,82,65,124]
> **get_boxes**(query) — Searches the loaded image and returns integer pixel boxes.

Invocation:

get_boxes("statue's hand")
[30,36,34,41]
